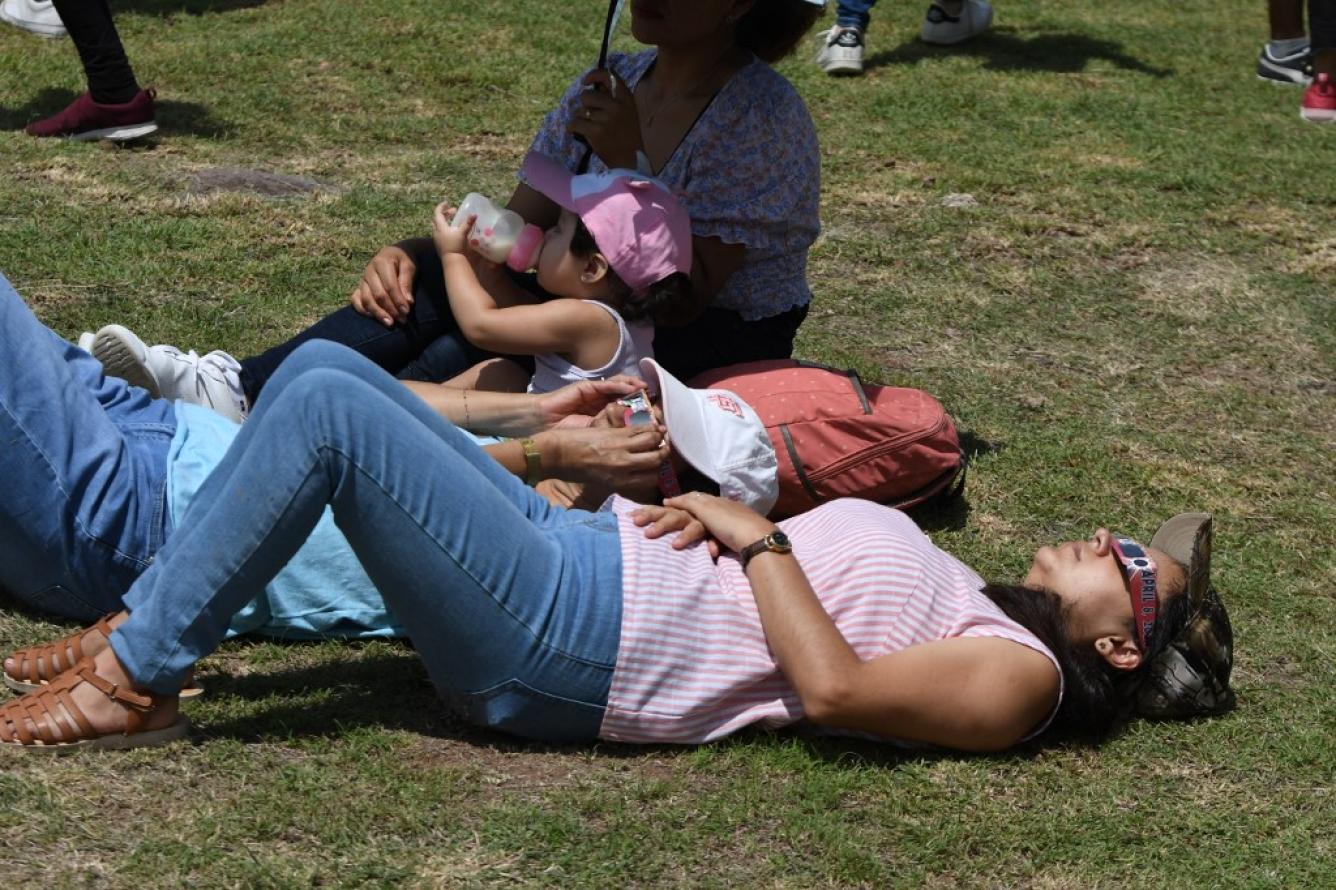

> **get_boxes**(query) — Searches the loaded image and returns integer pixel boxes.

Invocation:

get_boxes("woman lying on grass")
[0,347,1235,753]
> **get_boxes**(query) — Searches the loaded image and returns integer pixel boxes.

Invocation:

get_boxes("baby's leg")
[440,357,531,393]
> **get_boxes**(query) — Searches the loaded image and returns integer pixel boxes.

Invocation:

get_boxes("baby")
[432,151,695,394]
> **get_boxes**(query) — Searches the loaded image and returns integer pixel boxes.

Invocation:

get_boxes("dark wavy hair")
[570,218,696,324]
[981,576,1195,743]
[736,0,825,62]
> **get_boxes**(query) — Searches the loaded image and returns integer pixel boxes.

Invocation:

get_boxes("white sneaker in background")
[920,0,993,46]
[816,26,865,76]
[0,0,68,38]
[92,324,249,422]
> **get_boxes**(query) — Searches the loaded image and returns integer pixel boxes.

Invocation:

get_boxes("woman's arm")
[507,182,561,231]
[743,553,1059,751]
[400,375,643,437]
[485,427,667,493]
[676,236,745,324]
[649,495,1061,752]
[399,377,667,495]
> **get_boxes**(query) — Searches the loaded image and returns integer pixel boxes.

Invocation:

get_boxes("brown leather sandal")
[0,658,189,753]
[4,615,204,699]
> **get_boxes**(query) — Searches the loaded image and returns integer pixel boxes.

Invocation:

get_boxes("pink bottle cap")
[507,224,544,273]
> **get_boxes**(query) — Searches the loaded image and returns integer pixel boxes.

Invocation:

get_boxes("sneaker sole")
[821,59,865,75]
[69,122,158,143]
[93,329,161,397]
[1257,63,1312,86]
[1300,107,1336,122]
[1258,72,1312,86]
[0,716,190,754]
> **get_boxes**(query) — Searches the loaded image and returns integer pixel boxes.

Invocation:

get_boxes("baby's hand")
[432,201,472,256]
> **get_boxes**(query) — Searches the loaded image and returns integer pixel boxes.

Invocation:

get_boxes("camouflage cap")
[1133,513,1237,719]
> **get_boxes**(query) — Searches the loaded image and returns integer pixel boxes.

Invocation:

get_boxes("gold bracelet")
[519,437,542,486]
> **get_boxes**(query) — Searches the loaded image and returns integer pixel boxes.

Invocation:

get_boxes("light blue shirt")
[166,403,402,639]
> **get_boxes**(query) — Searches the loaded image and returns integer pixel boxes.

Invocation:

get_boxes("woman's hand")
[567,70,644,171]
[536,376,648,429]
[349,244,417,328]
[662,492,777,556]
[432,202,472,258]
[540,425,668,495]
[631,505,717,555]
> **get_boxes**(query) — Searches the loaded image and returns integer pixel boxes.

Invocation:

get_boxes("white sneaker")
[816,26,865,76]
[920,0,993,46]
[77,331,95,353]
[0,0,67,38]
[92,324,249,422]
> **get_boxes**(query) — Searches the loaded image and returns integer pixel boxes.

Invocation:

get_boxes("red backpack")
[688,360,965,519]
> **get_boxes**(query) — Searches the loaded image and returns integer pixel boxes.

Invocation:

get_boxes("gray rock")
[939,192,979,208]
[188,167,330,197]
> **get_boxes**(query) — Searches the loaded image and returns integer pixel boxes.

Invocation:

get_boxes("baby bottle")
[451,194,544,273]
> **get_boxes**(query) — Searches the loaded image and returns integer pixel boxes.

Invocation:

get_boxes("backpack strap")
[793,360,872,415]
[778,424,821,504]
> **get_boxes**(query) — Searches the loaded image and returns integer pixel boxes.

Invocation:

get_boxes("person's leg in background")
[0,274,175,621]
[1260,0,1314,84]
[816,1,874,76]
[22,0,157,140]
[1302,0,1336,119]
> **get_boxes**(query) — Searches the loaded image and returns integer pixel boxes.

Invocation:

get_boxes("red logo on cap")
[707,394,743,418]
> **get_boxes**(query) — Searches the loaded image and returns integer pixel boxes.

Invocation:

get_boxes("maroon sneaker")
[1301,73,1336,122]
[24,88,157,141]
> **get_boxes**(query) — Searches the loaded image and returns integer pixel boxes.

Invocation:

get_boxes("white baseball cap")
[639,358,779,515]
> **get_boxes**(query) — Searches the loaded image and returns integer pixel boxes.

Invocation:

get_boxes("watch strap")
[740,532,791,567]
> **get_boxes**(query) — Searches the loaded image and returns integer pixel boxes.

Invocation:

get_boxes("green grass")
[2,0,1334,885]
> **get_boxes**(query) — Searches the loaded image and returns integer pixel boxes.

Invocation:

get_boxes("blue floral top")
[523,50,820,321]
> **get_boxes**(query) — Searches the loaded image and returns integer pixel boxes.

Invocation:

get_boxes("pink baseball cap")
[521,151,692,295]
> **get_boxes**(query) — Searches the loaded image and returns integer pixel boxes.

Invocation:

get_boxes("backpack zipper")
[802,411,951,485]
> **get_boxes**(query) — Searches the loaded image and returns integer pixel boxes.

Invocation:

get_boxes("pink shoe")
[1300,73,1336,122]
[25,88,157,140]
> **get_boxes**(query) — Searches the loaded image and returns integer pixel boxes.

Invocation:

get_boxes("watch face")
[769,531,792,551]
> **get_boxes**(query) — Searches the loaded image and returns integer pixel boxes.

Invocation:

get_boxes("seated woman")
[0,274,665,648]
[0,346,1236,753]
[84,0,826,420]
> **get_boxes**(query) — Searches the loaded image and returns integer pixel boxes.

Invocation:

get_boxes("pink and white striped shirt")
[599,496,1062,746]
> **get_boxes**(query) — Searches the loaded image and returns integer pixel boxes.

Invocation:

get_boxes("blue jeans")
[111,341,623,742]
[0,274,174,621]
[236,244,535,404]
[837,0,879,31]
